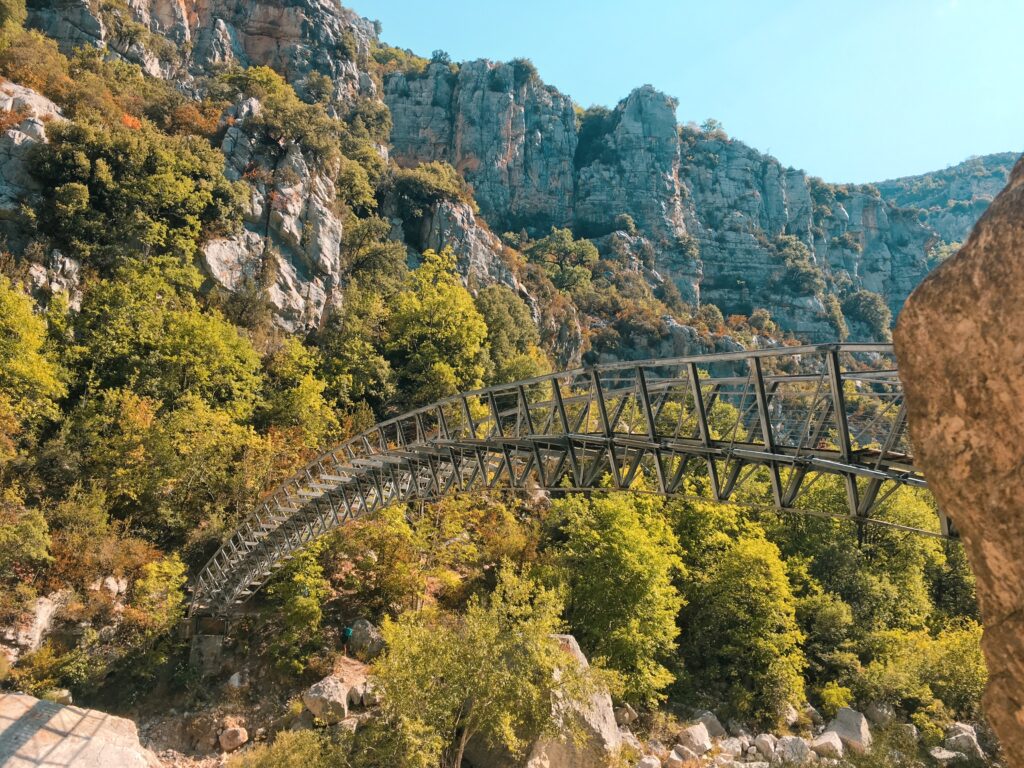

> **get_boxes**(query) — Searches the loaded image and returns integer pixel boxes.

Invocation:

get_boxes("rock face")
[386,67,944,338]
[878,152,1018,243]
[0,591,69,666]
[201,96,347,333]
[894,156,1024,768]
[348,618,385,660]
[28,0,380,100]
[0,692,161,767]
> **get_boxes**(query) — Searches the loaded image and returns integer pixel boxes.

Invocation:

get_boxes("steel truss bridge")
[189,343,938,618]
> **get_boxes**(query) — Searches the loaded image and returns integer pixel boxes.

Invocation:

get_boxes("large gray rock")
[301,665,367,724]
[771,735,814,765]
[349,619,385,660]
[0,591,70,666]
[464,634,621,768]
[0,693,160,767]
[676,722,712,755]
[824,707,872,754]
[929,746,967,767]
[809,731,843,759]
[754,733,777,760]
[894,156,1024,768]
[944,723,984,760]
[218,726,248,752]
[696,710,726,739]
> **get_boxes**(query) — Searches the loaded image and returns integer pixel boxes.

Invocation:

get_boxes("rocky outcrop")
[894,156,1024,767]
[28,0,380,101]
[201,96,346,332]
[386,67,939,338]
[824,707,872,754]
[300,658,370,725]
[0,591,70,666]
[0,692,161,767]
[878,152,1019,243]
[386,60,578,233]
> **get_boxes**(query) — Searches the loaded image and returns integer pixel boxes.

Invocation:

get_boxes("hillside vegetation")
[0,1,1000,766]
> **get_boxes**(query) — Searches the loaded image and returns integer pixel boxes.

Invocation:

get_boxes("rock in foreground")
[0,692,160,767]
[895,155,1024,767]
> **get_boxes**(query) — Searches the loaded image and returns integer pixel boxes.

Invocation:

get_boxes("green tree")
[474,284,549,384]
[681,536,807,726]
[525,228,599,294]
[76,258,262,419]
[374,566,595,768]
[386,249,489,406]
[556,493,683,706]
[266,541,331,674]
[31,120,243,271]
[0,276,66,430]
[258,338,339,448]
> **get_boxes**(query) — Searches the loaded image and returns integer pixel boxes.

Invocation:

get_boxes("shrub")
[819,681,853,718]
[842,290,892,340]
[680,536,806,727]
[556,493,684,706]
[391,162,476,220]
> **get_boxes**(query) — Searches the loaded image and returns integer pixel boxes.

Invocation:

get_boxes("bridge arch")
[190,343,934,616]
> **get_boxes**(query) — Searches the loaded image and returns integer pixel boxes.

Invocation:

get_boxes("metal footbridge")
[189,343,935,617]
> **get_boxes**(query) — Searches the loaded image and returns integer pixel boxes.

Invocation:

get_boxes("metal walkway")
[189,343,933,616]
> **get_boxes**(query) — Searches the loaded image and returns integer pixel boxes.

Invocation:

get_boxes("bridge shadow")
[0,693,126,767]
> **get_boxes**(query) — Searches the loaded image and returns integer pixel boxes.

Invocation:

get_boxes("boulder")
[637,757,661,768]
[616,703,639,726]
[945,725,984,760]
[864,701,895,726]
[754,733,777,760]
[219,726,248,752]
[696,710,727,738]
[809,731,843,759]
[772,735,814,765]
[349,618,385,660]
[665,747,693,768]
[899,723,919,742]
[302,676,353,723]
[803,704,823,727]
[676,721,712,756]
[894,157,1024,767]
[824,707,872,754]
[719,737,745,756]
[621,729,643,752]
[929,746,966,766]
[361,680,379,707]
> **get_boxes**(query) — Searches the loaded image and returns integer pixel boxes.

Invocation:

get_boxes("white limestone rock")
[809,731,843,759]
[676,721,712,756]
[772,735,815,765]
[824,707,872,754]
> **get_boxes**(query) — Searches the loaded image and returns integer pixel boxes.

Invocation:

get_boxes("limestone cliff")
[384,66,950,338]
[877,152,1018,244]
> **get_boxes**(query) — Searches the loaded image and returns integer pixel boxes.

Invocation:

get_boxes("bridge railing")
[189,342,929,615]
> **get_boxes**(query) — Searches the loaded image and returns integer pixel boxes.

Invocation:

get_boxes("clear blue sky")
[351,0,1022,183]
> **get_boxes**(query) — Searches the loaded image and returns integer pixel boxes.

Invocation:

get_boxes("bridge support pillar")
[185,615,229,677]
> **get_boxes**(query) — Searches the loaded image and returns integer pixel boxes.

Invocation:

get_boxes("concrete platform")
[0,692,160,767]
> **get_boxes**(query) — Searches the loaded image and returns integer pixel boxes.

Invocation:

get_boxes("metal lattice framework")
[190,343,936,616]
